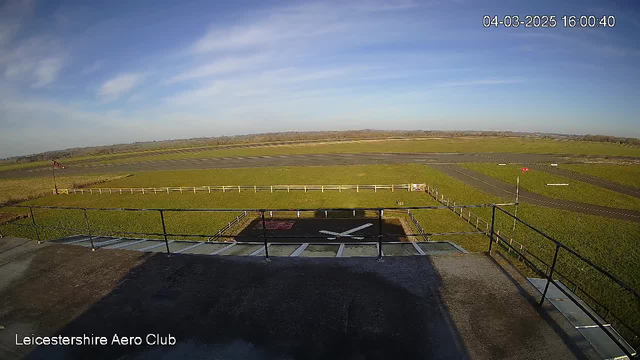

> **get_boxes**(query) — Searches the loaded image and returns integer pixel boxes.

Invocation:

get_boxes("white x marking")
[319,223,373,240]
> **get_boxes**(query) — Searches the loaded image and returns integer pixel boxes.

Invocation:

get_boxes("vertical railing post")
[488,205,496,253]
[28,206,41,244]
[377,209,383,260]
[261,210,270,261]
[83,209,94,250]
[160,210,170,255]
[539,244,561,306]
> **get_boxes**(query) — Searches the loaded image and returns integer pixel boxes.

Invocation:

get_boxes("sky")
[0,0,639,157]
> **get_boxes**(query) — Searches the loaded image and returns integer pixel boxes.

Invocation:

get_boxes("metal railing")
[56,183,426,195]
[1,201,637,357]
[425,185,639,355]
[490,206,639,358]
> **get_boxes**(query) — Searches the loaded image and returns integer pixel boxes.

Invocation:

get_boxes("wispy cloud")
[437,79,523,87]
[81,61,102,75]
[98,73,145,101]
[33,57,64,87]
[167,53,273,83]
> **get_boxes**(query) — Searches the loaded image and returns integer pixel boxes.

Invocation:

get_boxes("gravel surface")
[0,239,599,359]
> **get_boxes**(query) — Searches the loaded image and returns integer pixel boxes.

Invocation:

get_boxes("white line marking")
[336,243,345,257]
[139,241,174,252]
[412,241,426,255]
[210,243,236,255]
[108,239,147,249]
[250,244,270,256]
[175,242,206,254]
[319,223,373,240]
[290,243,309,257]
[63,237,91,245]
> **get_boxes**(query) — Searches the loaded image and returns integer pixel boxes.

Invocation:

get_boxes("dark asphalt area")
[238,218,407,243]
[0,238,598,360]
[430,164,640,223]
[0,152,592,178]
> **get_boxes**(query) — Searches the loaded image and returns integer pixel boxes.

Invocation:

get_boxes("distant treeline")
[577,135,640,146]
[2,130,637,164]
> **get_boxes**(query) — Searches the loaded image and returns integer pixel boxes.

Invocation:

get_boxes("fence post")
[488,206,496,253]
[539,244,561,306]
[271,186,273,193]
[254,185,257,193]
[159,210,170,255]
[28,206,41,244]
[261,210,270,261]
[83,209,94,250]
[377,209,383,260]
[356,184,359,193]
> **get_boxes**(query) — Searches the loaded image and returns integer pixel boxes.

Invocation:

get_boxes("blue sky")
[0,0,639,157]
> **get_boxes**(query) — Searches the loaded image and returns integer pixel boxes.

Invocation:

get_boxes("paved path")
[430,164,640,223]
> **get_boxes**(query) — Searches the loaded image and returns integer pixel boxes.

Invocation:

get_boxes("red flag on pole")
[51,160,66,169]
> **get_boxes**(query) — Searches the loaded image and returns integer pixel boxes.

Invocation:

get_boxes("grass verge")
[460,163,640,211]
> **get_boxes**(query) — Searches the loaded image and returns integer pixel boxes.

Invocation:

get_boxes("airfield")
[1,136,639,359]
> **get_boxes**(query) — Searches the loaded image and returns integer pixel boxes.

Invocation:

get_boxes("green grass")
[562,164,640,189]
[103,165,426,187]
[0,174,130,206]
[460,163,640,211]
[93,137,640,166]
[1,163,638,340]
[5,137,639,173]
[423,164,640,341]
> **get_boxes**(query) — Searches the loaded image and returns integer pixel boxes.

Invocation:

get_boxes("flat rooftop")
[0,237,599,360]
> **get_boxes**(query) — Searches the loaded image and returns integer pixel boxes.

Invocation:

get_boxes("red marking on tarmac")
[254,220,296,230]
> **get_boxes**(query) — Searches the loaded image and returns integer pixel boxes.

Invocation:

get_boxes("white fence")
[57,183,426,195]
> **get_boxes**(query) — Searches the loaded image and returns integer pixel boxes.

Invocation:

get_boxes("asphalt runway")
[430,164,640,223]
[0,152,584,178]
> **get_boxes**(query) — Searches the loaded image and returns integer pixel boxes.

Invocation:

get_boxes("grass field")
[3,137,640,173]
[460,163,640,211]
[1,163,638,340]
[562,164,640,189]
[0,174,129,206]
[423,165,640,340]
[91,137,640,166]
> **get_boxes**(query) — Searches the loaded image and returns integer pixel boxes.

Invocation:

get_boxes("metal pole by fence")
[539,244,560,306]
[488,205,496,254]
[377,209,383,260]
[261,210,270,261]
[83,209,94,250]
[29,206,41,244]
[159,210,170,255]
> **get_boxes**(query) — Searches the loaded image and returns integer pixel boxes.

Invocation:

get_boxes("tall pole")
[513,176,519,231]
[52,162,58,195]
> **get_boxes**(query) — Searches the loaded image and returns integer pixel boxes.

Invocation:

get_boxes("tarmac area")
[237,217,408,243]
[0,237,598,360]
